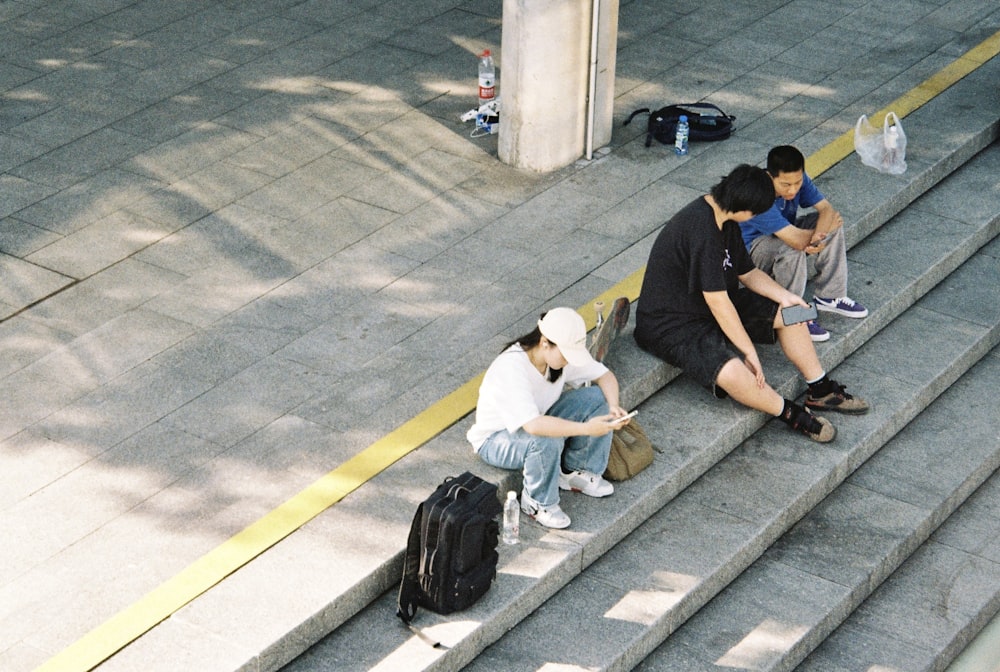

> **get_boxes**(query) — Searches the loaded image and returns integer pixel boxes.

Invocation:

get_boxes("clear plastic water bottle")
[674,115,689,156]
[883,124,899,171]
[885,124,899,149]
[478,49,496,108]
[502,491,519,544]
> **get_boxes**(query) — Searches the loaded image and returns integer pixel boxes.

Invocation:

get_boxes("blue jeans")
[476,386,612,506]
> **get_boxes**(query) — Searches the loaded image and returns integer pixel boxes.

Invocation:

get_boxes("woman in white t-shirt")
[466,307,630,529]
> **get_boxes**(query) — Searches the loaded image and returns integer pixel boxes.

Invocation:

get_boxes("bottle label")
[479,76,495,100]
[675,134,687,150]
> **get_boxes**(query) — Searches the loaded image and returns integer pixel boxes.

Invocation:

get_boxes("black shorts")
[639,289,778,398]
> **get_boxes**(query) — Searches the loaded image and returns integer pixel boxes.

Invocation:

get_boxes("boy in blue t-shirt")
[739,146,868,342]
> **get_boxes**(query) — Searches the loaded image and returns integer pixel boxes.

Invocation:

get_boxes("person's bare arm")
[803,199,844,253]
[739,268,809,308]
[772,198,843,253]
[772,222,816,251]
[593,370,627,418]
[522,414,616,437]
[812,199,843,236]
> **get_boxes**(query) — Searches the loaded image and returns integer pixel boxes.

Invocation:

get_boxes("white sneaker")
[559,469,614,497]
[520,490,571,529]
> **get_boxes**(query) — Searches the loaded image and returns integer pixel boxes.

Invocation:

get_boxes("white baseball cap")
[537,308,595,367]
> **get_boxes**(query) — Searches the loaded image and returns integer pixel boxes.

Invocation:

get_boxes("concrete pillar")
[498,0,619,172]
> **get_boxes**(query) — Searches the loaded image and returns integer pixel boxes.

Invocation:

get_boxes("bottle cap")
[482,49,491,57]
[507,490,516,499]
[679,115,688,122]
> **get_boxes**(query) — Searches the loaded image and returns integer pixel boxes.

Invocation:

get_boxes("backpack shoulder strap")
[396,497,446,648]
[396,502,424,625]
[622,107,651,126]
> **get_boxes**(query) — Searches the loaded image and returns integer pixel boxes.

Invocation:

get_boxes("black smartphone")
[781,303,818,326]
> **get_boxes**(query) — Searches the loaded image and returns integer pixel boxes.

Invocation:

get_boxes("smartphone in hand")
[781,303,818,326]
[606,410,638,424]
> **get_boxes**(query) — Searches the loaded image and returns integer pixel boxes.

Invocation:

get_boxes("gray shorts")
[639,289,778,398]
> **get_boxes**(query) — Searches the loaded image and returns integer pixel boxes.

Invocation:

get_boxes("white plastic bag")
[854,112,907,174]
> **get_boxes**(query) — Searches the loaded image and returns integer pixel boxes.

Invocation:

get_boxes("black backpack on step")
[624,102,735,147]
[397,472,502,625]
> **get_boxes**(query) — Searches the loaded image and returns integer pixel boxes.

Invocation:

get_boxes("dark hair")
[504,313,563,382]
[505,326,542,352]
[766,145,805,176]
[710,164,774,216]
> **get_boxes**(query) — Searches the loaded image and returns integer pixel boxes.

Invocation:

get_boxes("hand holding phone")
[606,410,638,424]
[781,303,818,326]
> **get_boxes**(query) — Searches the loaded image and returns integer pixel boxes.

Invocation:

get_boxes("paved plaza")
[2,1,1000,671]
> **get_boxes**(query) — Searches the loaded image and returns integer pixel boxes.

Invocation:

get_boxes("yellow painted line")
[34,375,487,672]
[806,29,1000,178]
[35,27,1000,672]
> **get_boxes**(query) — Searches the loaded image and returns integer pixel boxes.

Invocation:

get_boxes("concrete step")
[798,378,1000,672]
[408,154,1000,672]
[269,106,1000,672]
[95,44,1000,672]
[634,257,1000,671]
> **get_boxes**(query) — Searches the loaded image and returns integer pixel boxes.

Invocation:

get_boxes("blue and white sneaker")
[814,296,869,318]
[807,321,830,342]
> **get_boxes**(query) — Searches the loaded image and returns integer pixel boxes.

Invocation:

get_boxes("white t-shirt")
[466,344,609,450]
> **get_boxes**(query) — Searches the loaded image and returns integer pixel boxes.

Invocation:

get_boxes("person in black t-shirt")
[635,165,868,443]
